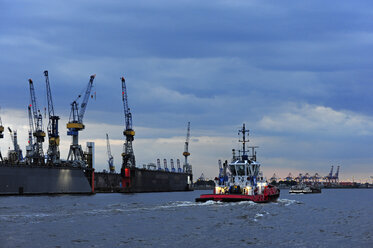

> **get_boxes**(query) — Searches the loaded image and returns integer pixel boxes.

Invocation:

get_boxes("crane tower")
[44,71,60,164]
[121,76,135,169]
[25,106,35,164]
[106,133,115,173]
[0,112,3,161]
[182,122,192,174]
[0,113,3,139]
[66,74,95,167]
[28,79,46,165]
[8,127,23,163]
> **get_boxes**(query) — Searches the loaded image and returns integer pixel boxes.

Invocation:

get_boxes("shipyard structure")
[0,72,193,195]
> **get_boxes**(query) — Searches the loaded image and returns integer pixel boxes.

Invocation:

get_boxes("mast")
[238,123,250,160]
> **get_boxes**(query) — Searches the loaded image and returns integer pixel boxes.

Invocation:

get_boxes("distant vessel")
[196,124,280,203]
[289,184,321,194]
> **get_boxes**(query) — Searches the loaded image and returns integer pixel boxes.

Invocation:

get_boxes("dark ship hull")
[95,168,193,193]
[0,164,193,195]
[0,164,93,195]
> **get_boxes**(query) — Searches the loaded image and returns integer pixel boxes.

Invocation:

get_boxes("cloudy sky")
[1,0,373,182]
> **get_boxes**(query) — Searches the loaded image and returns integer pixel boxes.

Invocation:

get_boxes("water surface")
[0,189,372,247]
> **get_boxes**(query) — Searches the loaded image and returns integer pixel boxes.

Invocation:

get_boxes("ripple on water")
[276,198,302,206]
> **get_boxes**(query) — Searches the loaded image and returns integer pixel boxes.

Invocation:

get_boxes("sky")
[1,0,373,182]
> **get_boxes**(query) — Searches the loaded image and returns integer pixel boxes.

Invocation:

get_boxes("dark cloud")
[1,0,373,178]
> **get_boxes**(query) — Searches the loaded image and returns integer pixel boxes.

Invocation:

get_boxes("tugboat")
[196,124,280,203]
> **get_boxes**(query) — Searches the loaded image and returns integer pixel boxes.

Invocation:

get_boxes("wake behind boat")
[196,124,280,203]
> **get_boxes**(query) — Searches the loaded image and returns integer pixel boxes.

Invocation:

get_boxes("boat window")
[229,165,236,175]
[237,164,245,176]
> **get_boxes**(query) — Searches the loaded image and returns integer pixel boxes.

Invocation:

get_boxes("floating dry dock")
[0,164,93,195]
[94,169,192,193]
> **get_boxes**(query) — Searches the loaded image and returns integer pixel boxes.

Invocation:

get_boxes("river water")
[0,189,372,247]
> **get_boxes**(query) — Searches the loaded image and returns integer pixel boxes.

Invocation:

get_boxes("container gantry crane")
[66,74,95,167]
[332,165,340,183]
[325,165,334,183]
[44,71,60,164]
[182,122,192,174]
[106,133,115,173]
[157,158,161,171]
[285,173,293,181]
[163,159,169,172]
[121,76,136,170]
[28,79,46,165]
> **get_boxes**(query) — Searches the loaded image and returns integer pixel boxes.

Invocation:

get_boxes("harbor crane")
[0,113,3,139]
[285,173,293,181]
[28,79,46,165]
[270,173,278,183]
[163,159,169,172]
[183,122,192,173]
[311,173,321,183]
[157,158,162,171]
[332,166,340,183]
[198,173,205,181]
[66,74,95,167]
[304,172,310,182]
[325,166,334,183]
[8,127,23,162]
[170,159,175,172]
[0,112,3,161]
[106,133,115,173]
[44,71,60,164]
[121,76,136,171]
[177,159,182,172]
[25,106,34,163]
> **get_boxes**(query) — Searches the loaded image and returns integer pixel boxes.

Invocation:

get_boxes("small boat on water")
[289,184,321,194]
[196,124,280,203]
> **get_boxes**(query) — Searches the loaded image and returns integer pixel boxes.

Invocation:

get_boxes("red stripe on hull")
[196,187,280,203]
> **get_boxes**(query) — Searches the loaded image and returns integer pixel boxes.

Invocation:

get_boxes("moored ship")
[196,124,280,203]
[94,166,192,193]
[289,184,321,194]
[0,163,93,195]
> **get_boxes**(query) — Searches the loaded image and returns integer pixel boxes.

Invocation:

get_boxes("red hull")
[196,187,280,203]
